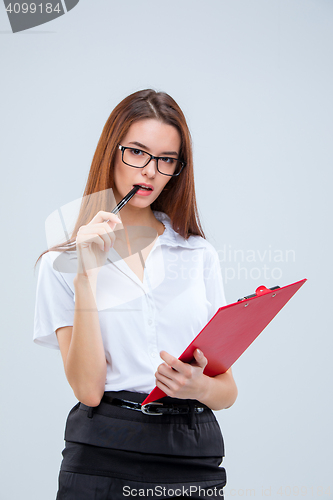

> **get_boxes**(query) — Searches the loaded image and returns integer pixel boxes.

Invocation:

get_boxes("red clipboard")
[142,278,307,405]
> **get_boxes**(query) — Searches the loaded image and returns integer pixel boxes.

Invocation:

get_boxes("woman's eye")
[161,157,176,164]
[130,149,143,156]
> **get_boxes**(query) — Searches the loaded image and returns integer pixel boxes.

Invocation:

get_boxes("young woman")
[34,89,238,499]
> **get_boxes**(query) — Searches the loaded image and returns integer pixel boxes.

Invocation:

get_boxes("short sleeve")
[203,244,227,321]
[33,251,75,349]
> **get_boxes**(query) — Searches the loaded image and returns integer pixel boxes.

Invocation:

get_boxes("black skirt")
[56,391,227,500]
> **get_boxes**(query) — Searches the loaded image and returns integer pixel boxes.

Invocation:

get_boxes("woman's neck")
[116,205,165,236]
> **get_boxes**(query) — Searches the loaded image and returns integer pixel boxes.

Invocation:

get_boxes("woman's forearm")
[65,274,106,407]
[197,369,238,411]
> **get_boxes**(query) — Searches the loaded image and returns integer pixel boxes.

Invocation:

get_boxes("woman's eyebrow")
[128,141,178,156]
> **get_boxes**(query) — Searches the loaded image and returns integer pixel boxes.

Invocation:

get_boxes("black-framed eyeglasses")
[118,144,186,177]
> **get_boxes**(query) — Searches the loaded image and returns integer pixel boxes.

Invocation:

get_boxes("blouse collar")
[153,211,207,250]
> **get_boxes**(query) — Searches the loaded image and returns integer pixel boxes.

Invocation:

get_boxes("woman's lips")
[133,184,153,196]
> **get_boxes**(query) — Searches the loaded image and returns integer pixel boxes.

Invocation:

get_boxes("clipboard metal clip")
[238,285,280,302]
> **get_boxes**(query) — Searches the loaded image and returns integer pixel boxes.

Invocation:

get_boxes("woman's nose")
[141,158,157,177]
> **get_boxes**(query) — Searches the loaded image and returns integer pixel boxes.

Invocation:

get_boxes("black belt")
[101,395,206,416]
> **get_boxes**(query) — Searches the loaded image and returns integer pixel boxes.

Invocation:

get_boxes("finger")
[90,211,121,227]
[78,225,115,251]
[192,348,208,369]
[159,351,187,374]
[155,379,173,397]
[76,233,106,252]
[155,372,178,393]
[77,232,111,253]
[81,222,115,239]
[157,363,182,382]
[101,222,117,248]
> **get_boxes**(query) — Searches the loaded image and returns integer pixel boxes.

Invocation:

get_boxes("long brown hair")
[34,89,205,268]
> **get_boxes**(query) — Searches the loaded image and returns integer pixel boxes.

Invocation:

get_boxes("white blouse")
[33,211,226,393]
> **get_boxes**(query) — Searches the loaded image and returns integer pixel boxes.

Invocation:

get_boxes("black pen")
[105,185,140,221]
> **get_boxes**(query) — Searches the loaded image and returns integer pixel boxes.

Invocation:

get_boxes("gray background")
[1,0,332,498]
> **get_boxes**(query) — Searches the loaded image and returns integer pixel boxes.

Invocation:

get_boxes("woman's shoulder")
[40,248,78,270]
[37,249,77,293]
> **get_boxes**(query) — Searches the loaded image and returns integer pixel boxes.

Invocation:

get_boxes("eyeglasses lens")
[123,148,182,176]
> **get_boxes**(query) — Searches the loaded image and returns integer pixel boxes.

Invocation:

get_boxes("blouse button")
[148,318,153,326]
[150,352,157,358]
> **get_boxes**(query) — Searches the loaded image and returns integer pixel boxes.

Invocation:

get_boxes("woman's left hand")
[155,349,208,400]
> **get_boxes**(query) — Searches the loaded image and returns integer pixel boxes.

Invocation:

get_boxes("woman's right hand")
[75,211,121,278]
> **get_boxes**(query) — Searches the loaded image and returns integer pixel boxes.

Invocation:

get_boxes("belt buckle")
[140,402,164,415]
[195,407,205,413]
